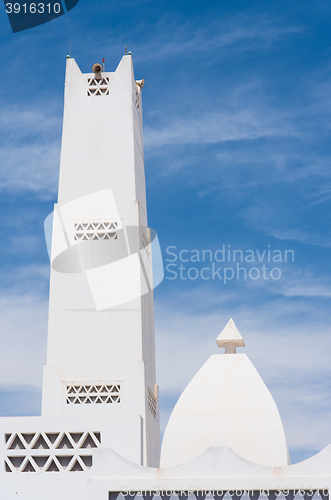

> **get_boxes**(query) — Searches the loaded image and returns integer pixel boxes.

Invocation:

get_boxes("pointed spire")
[216,318,245,353]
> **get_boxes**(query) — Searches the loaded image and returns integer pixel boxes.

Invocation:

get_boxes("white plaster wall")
[160,354,289,468]
[89,444,331,490]
[0,417,329,500]
[0,414,140,499]
[58,57,135,210]
[41,55,159,467]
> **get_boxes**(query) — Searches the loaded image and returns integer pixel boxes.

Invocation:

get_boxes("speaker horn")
[92,63,102,77]
[135,79,145,89]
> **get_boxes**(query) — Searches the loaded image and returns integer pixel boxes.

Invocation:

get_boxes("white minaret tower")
[41,55,160,467]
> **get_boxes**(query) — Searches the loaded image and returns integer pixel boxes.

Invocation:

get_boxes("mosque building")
[0,53,329,500]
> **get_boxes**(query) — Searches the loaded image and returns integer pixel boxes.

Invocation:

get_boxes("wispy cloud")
[132,15,303,62]
[144,104,298,149]
[0,13,306,196]
[0,261,49,398]
[0,105,61,197]
[0,290,47,390]
[252,269,331,298]
[241,201,331,248]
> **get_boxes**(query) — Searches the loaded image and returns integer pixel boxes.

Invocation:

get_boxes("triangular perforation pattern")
[148,386,157,418]
[73,220,118,241]
[56,455,73,470]
[32,456,48,470]
[135,86,141,110]
[22,459,36,472]
[87,76,109,97]
[21,433,34,446]
[46,433,60,444]
[8,456,24,470]
[66,383,121,404]
[80,433,97,449]
[70,432,83,444]
[5,431,101,473]
[80,455,92,469]
[5,461,12,472]
[9,434,26,450]
[141,228,150,257]
[56,434,73,450]
[32,434,49,450]
[93,432,101,443]
[70,458,84,471]
[45,459,59,472]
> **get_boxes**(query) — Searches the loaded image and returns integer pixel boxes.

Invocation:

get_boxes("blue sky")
[0,0,331,465]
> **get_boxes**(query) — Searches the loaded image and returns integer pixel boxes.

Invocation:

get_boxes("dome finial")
[216,318,245,353]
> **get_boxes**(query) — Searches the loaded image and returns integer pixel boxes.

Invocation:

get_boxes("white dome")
[160,352,290,468]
